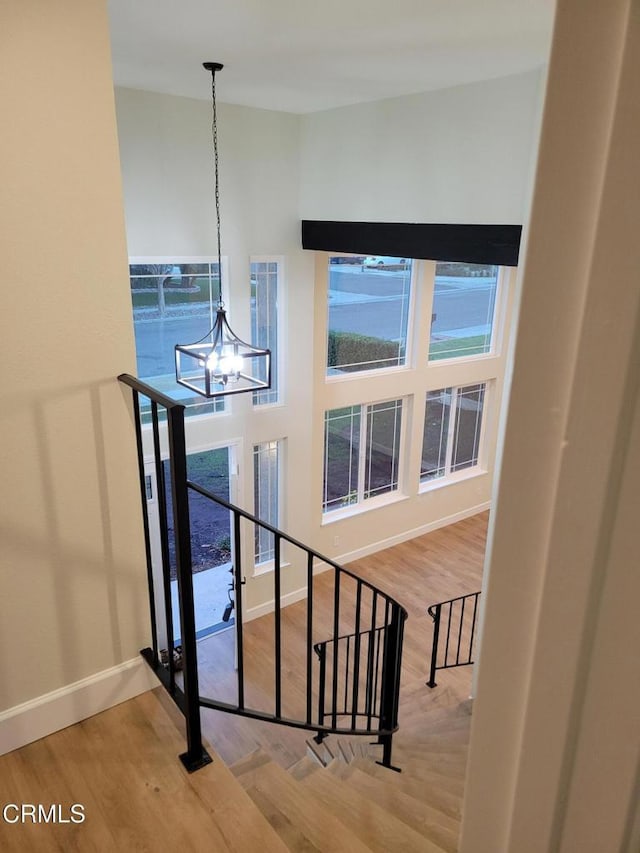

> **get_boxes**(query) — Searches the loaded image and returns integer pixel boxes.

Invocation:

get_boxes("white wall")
[0,0,152,723]
[300,69,544,225]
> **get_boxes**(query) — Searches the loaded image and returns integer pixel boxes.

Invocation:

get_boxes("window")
[323,399,403,514]
[253,441,280,565]
[421,384,486,483]
[251,261,279,405]
[129,258,225,415]
[327,256,412,375]
[429,263,498,361]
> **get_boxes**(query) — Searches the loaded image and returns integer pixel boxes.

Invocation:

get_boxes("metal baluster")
[167,405,211,772]
[456,596,466,665]
[469,593,479,663]
[351,582,362,728]
[274,533,282,719]
[331,569,340,728]
[444,600,453,666]
[233,511,245,711]
[131,390,158,664]
[152,401,176,692]
[365,592,378,727]
[426,603,442,688]
[306,552,314,726]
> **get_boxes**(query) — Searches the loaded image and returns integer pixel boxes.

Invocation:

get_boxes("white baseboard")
[0,657,160,757]
[337,502,490,565]
[244,503,490,622]
[245,586,309,622]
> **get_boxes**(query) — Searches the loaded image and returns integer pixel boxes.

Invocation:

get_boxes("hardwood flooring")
[196,511,487,765]
[0,511,487,852]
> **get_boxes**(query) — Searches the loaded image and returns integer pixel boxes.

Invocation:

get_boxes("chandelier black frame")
[174,62,271,398]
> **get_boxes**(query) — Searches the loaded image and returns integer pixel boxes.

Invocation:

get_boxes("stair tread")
[142,691,289,853]
[301,766,449,853]
[344,767,461,853]
[354,759,463,818]
[230,748,272,778]
[289,756,323,781]
[240,758,375,852]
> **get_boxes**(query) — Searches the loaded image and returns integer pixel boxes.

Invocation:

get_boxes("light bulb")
[206,351,219,371]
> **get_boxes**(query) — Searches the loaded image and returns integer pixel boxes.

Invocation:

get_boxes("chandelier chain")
[211,70,223,307]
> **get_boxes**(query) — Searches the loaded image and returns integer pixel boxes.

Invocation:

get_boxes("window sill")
[419,466,487,494]
[321,491,409,525]
[325,364,410,383]
[253,559,291,578]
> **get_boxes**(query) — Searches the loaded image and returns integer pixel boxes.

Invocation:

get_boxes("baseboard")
[245,586,309,622]
[336,502,491,565]
[244,503,490,622]
[0,656,160,757]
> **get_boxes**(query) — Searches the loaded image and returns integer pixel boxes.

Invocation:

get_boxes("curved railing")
[119,374,407,771]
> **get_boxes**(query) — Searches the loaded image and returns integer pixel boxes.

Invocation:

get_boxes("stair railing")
[426,591,481,688]
[119,374,407,771]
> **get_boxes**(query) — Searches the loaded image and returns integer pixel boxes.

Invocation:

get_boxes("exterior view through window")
[251,261,279,405]
[327,256,412,375]
[323,399,403,514]
[421,384,486,482]
[253,441,279,564]
[429,264,498,360]
[129,259,224,415]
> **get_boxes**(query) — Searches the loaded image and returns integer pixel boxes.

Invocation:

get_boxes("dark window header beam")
[301,221,522,267]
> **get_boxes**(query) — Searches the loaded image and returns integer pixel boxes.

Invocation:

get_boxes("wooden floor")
[197,511,487,766]
[0,512,487,852]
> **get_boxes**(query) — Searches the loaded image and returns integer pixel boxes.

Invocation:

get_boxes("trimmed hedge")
[328,330,401,372]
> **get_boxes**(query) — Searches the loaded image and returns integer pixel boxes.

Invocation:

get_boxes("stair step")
[300,766,448,853]
[355,759,463,819]
[239,758,374,852]
[230,748,272,778]
[306,737,330,767]
[136,691,288,852]
[289,756,323,781]
[344,766,461,853]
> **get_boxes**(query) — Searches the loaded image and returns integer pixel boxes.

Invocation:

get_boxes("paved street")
[133,268,497,377]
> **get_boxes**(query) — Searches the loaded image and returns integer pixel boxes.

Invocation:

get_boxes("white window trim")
[426,265,504,366]
[252,436,284,575]
[250,255,285,409]
[325,257,418,381]
[321,490,410,525]
[418,382,489,491]
[322,396,406,517]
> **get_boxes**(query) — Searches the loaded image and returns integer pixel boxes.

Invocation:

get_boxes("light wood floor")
[196,511,487,766]
[0,512,487,852]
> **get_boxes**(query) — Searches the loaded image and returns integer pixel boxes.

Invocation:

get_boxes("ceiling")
[108,0,555,114]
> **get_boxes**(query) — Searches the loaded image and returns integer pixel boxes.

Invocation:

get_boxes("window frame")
[324,254,417,382]
[250,255,284,408]
[322,396,407,521]
[129,254,230,416]
[252,438,284,575]
[419,382,490,492]
[426,264,506,366]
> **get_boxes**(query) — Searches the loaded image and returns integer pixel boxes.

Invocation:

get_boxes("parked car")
[361,256,407,269]
[329,256,365,264]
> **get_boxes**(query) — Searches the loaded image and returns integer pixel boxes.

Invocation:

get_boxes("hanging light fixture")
[175,62,271,398]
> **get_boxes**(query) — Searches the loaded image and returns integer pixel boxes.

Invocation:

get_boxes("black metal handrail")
[426,590,481,687]
[119,374,407,771]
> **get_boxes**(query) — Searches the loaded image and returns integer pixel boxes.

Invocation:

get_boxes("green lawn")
[429,335,489,361]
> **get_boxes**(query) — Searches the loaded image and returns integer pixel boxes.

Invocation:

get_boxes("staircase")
[228,684,471,852]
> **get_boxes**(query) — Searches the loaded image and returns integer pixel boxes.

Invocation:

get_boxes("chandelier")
[175,62,271,398]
